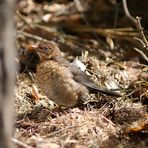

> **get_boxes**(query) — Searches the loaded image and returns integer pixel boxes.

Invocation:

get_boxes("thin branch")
[16,10,33,30]
[12,138,33,148]
[136,16,148,50]
[46,122,88,137]
[16,31,51,43]
[133,37,146,48]
[133,17,148,63]
[134,47,148,63]
[122,0,137,27]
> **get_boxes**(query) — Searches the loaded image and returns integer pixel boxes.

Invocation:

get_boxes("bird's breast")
[36,60,88,106]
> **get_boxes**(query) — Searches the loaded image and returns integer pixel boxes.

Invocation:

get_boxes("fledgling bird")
[36,41,121,107]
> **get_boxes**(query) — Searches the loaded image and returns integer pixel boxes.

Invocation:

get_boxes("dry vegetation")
[14,0,148,147]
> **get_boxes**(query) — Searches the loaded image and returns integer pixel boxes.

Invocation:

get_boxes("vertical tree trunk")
[0,0,15,147]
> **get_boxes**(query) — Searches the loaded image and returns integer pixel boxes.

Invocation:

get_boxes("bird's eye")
[43,47,49,53]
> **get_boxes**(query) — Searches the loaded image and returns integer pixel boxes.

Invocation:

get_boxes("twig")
[134,47,148,63]
[132,17,148,63]
[12,138,33,148]
[45,122,88,137]
[122,11,148,62]
[16,31,51,43]
[133,37,146,48]
[122,0,137,27]
[136,16,148,50]
[16,10,33,29]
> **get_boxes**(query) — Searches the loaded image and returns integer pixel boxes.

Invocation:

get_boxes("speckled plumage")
[36,59,88,106]
[36,41,121,107]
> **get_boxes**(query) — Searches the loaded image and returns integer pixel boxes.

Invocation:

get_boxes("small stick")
[16,31,50,43]
[136,16,148,50]
[133,17,148,63]
[12,138,33,148]
[16,10,33,29]
[134,47,148,63]
[122,0,137,27]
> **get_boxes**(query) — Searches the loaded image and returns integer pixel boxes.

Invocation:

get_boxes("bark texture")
[0,0,15,147]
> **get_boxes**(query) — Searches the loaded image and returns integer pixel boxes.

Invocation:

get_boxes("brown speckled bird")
[36,41,121,107]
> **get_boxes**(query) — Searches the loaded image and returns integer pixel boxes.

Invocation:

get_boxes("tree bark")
[0,0,15,147]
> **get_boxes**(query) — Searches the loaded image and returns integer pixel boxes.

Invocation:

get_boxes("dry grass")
[14,0,148,147]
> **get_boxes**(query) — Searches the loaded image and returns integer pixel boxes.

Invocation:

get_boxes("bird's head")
[37,41,62,61]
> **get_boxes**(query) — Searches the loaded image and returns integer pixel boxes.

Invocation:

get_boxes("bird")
[17,46,40,72]
[35,41,121,107]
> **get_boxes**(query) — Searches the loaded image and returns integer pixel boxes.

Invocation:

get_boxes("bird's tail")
[89,87,122,97]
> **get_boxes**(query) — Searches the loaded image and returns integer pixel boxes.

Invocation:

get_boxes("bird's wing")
[54,57,121,97]
[69,64,121,97]
[70,65,99,89]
